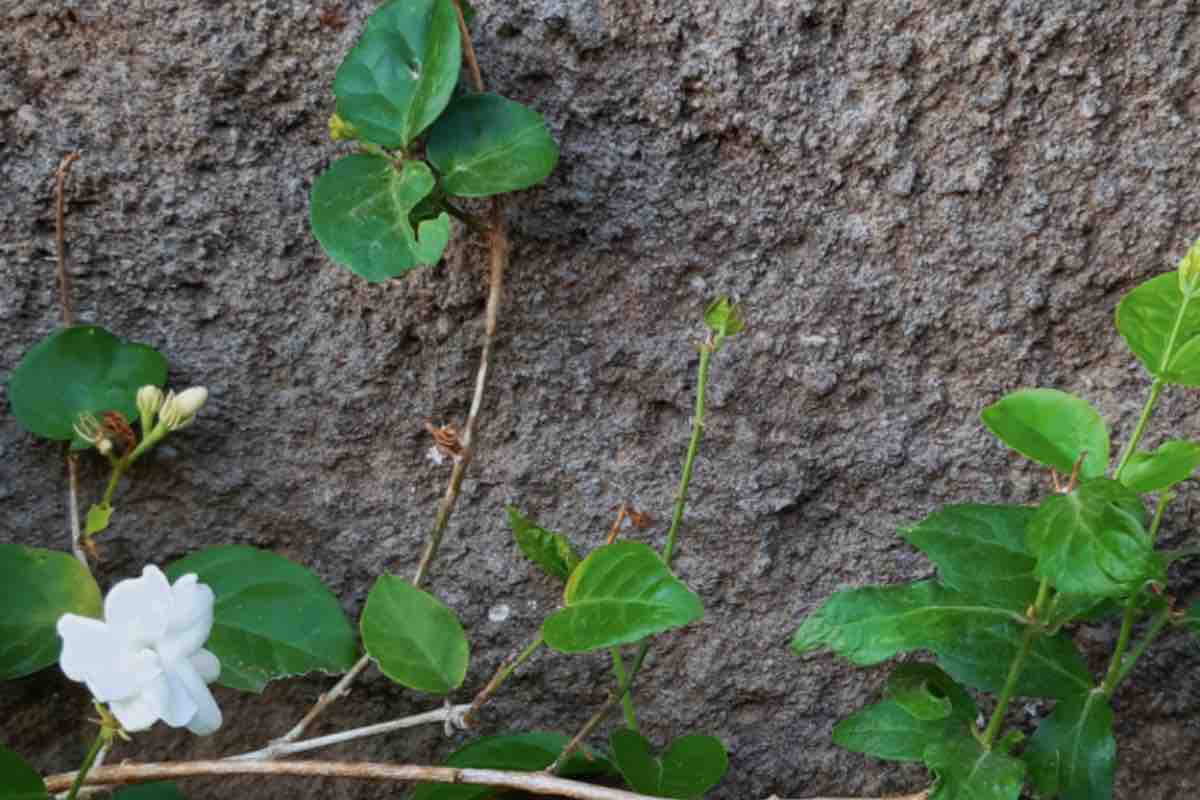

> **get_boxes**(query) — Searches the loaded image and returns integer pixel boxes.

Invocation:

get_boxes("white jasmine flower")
[57,565,222,735]
[158,387,208,431]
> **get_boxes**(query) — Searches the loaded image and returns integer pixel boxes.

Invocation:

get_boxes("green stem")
[467,635,544,719]
[664,340,716,566]
[1113,380,1164,480]
[610,648,638,731]
[65,732,106,800]
[1099,492,1172,696]
[980,579,1051,748]
[99,460,128,509]
[1109,605,1173,692]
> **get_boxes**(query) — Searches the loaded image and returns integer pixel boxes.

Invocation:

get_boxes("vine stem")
[466,634,545,722]
[63,733,105,800]
[273,2,508,745]
[1099,491,1172,696]
[1112,379,1164,480]
[552,334,724,770]
[980,578,1051,748]
[44,760,659,800]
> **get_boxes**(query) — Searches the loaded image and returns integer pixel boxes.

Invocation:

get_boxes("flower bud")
[328,113,359,142]
[136,385,164,431]
[1179,237,1200,298]
[159,386,208,431]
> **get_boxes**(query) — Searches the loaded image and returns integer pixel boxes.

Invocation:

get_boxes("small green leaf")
[114,784,187,800]
[8,326,167,445]
[165,546,358,692]
[542,542,703,653]
[980,388,1109,479]
[1186,601,1200,637]
[925,735,1025,800]
[1116,272,1200,385]
[1027,478,1157,597]
[507,506,581,581]
[332,0,461,148]
[426,92,559,197]
[311,155,452,282]
[1024,692,1115,800]
[360,575,468,694]
[885,663,973,722]
[901,504,1038,611]
[792,581,1091,698]
[0,744,48,800]
[0,544,102,680]
[412,732,610,800]
[609,729,728,799]
[703,297,746,339]
[85,504,114,536]
[1119,440,1200,492]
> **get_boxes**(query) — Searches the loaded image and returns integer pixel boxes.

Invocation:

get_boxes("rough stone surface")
[3,0,1200,797]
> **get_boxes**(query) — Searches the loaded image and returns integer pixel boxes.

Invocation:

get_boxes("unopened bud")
[136,385,164,431]
[159,387,208,431]
[329,113,359,142]
[97,438,114,456]
[1178,237,1200,298]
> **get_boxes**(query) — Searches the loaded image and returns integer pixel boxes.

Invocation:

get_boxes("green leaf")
[507,506,581,581]
[1187,601,1200,637]
[310,155,451,282]
[0,544,102,680]
[426,92,559,197]
[1116,272,1200,385]
[85,504,114,536]
[833,665,977,762]
[609,729,728,799]
[412,732,610,800]
[114,784,187,800]
[0,744,48,800]
[885,663,974,722]
[164,546,357,692]
[1119,440,1200,492]
[980,389,1109,479]
[332,0,460,148]
[925,735,1025,800]
[542,542,703,653]
[8,326,167,445]
[1027,478,1157,597]
[360,575,468,694]
[792,581,1091,698]
[901,504,1038,611]
[1024,692,1115,800]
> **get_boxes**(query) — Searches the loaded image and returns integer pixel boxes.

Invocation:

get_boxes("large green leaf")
[310,155,451,282]
[542,542,703,653]
[1119,440,1200,492]
[833,665,977,762]
[1024,692,1115,800]
[0,744,47,800]
[792,581,1091,698]
[165,546,357,692]
[609,729,728,799]
[507,506,580,581]
[332,0,460,148]
[1188,601,1200,638]
[8,326,167,446]
[360,575,468,694]
[980,389,1109,479]
[925,735,1025,800]
[901,504,1038,611]
[1027,479,1158,597]
[426,92,559,197]
[0,544,101,680]
[411,732,610,800]
[1116,272,1200,385]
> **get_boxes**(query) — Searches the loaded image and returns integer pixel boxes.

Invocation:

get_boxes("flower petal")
[57,615,160,701]
[157,574,214,664]
[171,658,222,735]
[108,672,170,732]
[158,668,200,728]
[190,649,221,684]
[105,566,172,647]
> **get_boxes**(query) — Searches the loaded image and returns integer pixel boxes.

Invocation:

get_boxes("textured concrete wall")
[3,0,1199,797]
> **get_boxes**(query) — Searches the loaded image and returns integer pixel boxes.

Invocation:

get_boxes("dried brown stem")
[453,0,484,91]
[44,760,657,800]
[55,152,80,327]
